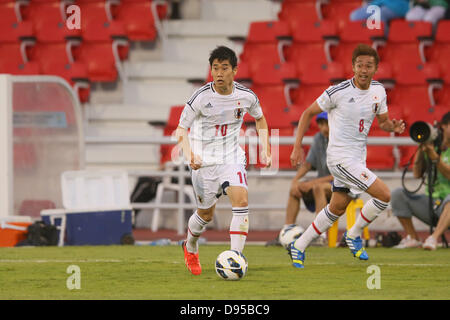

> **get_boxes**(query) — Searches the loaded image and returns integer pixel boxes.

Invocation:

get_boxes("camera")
[409,121,443,146]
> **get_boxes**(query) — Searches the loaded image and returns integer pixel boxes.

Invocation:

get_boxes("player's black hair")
[352,43,379,66]
[209,46,238,69]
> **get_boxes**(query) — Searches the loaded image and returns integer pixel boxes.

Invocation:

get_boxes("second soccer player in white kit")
[289,44,406,268]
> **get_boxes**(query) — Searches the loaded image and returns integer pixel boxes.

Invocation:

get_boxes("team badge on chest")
[234,107,243,119]
[372,96,380,114]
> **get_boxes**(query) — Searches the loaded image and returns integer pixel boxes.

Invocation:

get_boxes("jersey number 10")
[215,124,228,136]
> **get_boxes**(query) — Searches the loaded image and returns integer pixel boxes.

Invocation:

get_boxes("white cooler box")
[41,170,134,246]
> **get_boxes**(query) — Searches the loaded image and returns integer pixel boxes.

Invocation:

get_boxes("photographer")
[391,112,450,250]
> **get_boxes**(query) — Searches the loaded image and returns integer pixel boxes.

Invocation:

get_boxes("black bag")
[15,221,58,246]
[376,231,402,248]
[130,177,162,215]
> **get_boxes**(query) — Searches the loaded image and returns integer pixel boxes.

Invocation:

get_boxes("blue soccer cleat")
[289,242,305,268]
[344,231,369,260]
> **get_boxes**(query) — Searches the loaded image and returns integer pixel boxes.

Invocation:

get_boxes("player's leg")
[182,167,219,275]
[186,205,215,253]
[226,186,249,252]
[290,190,352,268]
[347,177,390,239]
[311,182,333,245]
[220,163,250,253]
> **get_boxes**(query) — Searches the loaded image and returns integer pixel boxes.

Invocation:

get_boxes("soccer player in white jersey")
[176,46,271,275]
[288,44,406,268]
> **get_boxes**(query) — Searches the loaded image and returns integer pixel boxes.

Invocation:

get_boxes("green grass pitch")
[0,245,448,300]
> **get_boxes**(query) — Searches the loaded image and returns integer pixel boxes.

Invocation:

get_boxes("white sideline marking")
[0,259,447,267]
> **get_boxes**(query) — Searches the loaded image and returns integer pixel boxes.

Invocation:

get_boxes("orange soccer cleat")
[181,241,202,275]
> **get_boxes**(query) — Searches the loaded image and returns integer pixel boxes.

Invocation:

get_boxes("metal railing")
[85,134,418,234]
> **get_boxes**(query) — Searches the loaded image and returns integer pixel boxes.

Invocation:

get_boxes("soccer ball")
[215,250,248,280]
[279,224,305,248]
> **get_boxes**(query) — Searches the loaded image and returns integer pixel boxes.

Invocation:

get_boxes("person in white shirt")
[176,46,271,275]
[288,44,406,268]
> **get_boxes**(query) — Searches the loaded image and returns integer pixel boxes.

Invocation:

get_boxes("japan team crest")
[234,107,243,119]
[372,103,380,114]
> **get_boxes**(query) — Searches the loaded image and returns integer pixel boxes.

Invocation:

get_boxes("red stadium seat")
[322,0,361,31]
[278,0,325,24]
[247,20,291,43]
[296,60,345,85]
[249,62,298,125]
[427,20,450,85]
[379,20,433,68]
[160,106,184,165]
[0,43,39,75]
[285,20,338,68]
[0,2,33,43]
[75,1,129,82]
[240,21,291,74]
[115,0,167,41]
[22,2,81,42]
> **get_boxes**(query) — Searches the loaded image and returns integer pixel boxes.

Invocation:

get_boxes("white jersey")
[316,78,388,166]
[178,81,263,166]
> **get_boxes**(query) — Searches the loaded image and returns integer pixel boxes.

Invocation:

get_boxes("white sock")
[186,211,209,253]
[348,198,388,239]
[294,205,339,252]
[230,207,249,252]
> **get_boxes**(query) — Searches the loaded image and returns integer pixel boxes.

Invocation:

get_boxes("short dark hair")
[209,46,238,69]
[352,43,379,66]
[441,111,450,125]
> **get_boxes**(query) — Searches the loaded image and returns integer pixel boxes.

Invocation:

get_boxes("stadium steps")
[86,0,278,169]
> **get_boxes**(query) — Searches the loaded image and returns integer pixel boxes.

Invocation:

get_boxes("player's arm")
[290,101,323,167]
[255,115,271,167]
[376,112,405,134]
[175,126,201,170]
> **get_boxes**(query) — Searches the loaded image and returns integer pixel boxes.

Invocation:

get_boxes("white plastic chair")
[151,162,196,232]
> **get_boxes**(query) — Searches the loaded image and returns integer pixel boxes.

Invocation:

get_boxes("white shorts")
[328,160,377,195]
[191,164,248,209]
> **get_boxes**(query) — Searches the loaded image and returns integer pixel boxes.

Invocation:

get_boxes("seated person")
[350,0,410,34]
[391,112,450,249]
[406,0,448,27]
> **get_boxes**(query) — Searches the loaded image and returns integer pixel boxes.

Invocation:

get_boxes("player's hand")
[392,119,406,134]
[290,147,305,168]
[190,152,202,170]
[260,151,272,168]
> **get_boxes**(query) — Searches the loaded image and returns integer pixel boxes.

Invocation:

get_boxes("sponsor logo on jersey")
[205,102,214,108]
[234,107,243,119]
[348,97,355,103]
